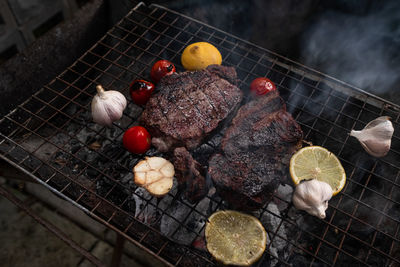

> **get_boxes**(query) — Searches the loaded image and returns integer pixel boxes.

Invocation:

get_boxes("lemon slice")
[181,42,222,70]
[290,146,346,195]
[205,210,267,266]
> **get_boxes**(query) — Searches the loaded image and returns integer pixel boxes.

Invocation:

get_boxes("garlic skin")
[350,116,394,157]
[91,85,127,126]
[292,179,333,219]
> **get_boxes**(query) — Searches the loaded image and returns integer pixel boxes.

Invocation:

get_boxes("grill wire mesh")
[1,3,400,266]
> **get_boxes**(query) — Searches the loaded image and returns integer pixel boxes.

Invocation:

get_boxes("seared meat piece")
[173,147,208,203]
[208,90,303,210]
[140,65,243,152]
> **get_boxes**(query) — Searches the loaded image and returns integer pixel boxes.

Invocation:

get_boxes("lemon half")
[181,42,222,70]
[290,146,346,195]
[205,210,267,266]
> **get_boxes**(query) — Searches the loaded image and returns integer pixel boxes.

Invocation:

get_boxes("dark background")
[1,0,399,116]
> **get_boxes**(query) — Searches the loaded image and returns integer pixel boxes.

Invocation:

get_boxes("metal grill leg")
[0,184,106,267]
[110,233,126,267]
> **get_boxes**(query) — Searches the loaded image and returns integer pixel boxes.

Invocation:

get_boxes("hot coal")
[209,90,303,210]
[140,65,243,152]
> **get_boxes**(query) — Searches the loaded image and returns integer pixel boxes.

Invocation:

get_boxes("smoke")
[300,1,400,97]
[168,0,252,40]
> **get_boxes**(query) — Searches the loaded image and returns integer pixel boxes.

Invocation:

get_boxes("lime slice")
[205,210,267,266]
[290,146,346,195]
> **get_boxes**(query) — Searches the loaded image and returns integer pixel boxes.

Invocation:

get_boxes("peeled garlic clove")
[146,177,173,197]
[292,179,333,219]
[134,172,146,185]
[147,157,167,170]
[350,116,394,157]
[91,85,127,126]
[133,157,175,197]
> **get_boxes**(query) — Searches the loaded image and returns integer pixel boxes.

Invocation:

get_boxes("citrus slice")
[205,210,267,266]
[290,146,346,195]
[181,42,222,70]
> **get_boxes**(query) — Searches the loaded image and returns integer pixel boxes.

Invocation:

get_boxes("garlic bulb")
[91,85,127,126]
[292,179,333,219]
[134,157,175,197]
[350,116,394,157]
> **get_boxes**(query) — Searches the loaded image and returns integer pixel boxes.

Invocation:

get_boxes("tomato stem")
[167,64,174,72]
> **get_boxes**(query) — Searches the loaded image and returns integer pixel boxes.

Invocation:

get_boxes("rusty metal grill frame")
[1,2,400,266]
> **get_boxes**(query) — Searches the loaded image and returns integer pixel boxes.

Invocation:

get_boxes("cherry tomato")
[250,77,276,95]
[123,126,151,154]
[150,60,176,84]
[129,79,155,105]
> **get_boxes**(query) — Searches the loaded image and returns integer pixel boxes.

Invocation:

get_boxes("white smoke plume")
[300,2,400,98]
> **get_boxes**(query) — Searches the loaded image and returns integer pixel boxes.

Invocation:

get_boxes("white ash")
[273,184,294,211]
[257,203,290,267]
[19,135,46,155]
[160,196,210,246]
[49,132,70,147]
[114,111,134,129]
[76,126,95,144]
[125,102,143,119]
[133,187,157,224]
[132,179,177,225]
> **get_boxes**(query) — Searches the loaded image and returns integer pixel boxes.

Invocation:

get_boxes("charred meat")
[173,147,208,203]
[208,90,303,210]
[140,65,243,152]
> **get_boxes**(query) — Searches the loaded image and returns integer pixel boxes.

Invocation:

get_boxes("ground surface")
[0,177,143,267]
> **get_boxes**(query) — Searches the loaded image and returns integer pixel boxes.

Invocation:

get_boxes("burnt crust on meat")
[208,90,303,210]
[139,65,243,152]
[173,147,208,203]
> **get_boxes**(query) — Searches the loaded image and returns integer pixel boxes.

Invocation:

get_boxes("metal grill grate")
[1,3,400,266]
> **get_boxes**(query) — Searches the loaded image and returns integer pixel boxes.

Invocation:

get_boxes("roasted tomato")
[129,79,155,105]
[123,126,151,154]
[150,60,176,84]
[250,77,276,95]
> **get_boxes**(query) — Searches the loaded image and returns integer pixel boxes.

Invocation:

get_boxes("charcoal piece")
[140,65,243,152]
[86,167,99,178]
[208,90,303,210]
[173,147,208,203]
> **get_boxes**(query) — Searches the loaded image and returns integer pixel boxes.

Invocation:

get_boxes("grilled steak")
[208,90,303,210]
[173,147,208,203]
[140,65,243,152]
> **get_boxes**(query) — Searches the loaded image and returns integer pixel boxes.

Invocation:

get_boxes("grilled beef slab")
[208,90,303,210]
[140,65,243,152]
[173,147,208,203]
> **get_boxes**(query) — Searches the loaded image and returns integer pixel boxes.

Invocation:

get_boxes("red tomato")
[250,77,276,95]
[150,60,176,84]
[123,126,151,154]
[129,79,155,105]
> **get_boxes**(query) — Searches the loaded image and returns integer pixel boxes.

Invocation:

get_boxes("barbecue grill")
[1,2,399,266]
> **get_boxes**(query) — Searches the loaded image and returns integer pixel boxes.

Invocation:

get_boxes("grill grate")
[1,3,400,266]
